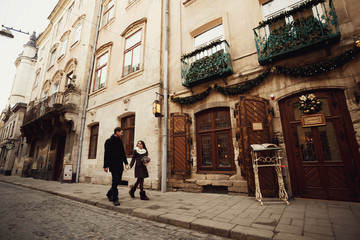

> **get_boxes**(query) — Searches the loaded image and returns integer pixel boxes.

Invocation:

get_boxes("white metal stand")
[251,145,289,206]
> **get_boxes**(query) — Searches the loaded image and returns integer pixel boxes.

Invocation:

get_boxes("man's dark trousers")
[108,171,123,201]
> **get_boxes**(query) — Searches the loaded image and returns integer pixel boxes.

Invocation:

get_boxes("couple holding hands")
[103,127,150,206]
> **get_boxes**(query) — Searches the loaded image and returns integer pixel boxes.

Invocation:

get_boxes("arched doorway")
[279,89,360,201]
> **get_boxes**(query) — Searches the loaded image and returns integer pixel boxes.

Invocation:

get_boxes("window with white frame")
[67,3,74,23]
[194,24,224,49]
[55,18,62,36]
[93,52,108,92]
[123,30,141,76]
[59,37,68,58]
[79,0,86,8]
[102,0,114,27]
[72,22,82,45]
[48,48,57,68]
[34,72,40,88]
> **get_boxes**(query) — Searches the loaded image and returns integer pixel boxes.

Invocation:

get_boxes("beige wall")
[167,0,360,194]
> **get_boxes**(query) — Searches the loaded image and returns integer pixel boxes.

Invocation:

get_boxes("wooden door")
[170,113,191,175]
[237,95,276,196]
[279,90,360,201]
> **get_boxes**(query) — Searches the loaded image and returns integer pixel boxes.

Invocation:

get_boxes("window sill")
[57,54,65,63]
[47,65,54,72]
[118,69,143,85]
[99,17,115,32]
[196,170,236,175]
[89,86,107,97]
[183,0,197,7]
[70,41,80,51]
[126,0,140,11]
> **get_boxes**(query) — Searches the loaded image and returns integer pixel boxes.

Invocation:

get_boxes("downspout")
[161,0,169,192]
[75,3,102,183]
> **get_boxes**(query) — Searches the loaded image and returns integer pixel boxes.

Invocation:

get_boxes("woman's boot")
[129,187,136,198]
[140,191,149,200]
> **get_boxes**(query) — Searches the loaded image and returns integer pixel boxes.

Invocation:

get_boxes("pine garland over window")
[171,43,360,105]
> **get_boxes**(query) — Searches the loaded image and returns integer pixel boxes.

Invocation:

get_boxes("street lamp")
[0,25,29,39]
[0,27,14,38]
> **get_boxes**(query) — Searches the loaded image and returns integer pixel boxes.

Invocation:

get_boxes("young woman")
[129,140,150,200]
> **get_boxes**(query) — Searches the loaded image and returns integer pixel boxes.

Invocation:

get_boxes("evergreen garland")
[170,87,213,105]
[171,43,360,105]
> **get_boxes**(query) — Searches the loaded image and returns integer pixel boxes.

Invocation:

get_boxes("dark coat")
[103,135,128,172]
[130,149,149,178]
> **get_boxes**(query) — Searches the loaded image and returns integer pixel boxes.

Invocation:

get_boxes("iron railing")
[181,40,233,87]
[23,92,64,124]
[253,0,340,65]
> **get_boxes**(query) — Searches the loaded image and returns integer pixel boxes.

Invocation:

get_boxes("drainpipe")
[75,3,102,183]
[161,0,169,192]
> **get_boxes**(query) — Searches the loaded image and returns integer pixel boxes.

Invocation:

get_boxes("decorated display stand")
[250,143,289,206]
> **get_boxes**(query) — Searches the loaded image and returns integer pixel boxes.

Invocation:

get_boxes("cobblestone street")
[0,182,228,240]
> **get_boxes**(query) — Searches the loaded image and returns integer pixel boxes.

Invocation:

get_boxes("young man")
[103,127,129,206]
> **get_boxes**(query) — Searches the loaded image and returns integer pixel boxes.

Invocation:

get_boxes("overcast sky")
[0,0,58,112]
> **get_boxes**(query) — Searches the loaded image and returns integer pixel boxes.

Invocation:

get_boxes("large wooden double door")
[279,90,360,201]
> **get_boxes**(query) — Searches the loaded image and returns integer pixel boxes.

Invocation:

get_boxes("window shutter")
[170,113,191,175]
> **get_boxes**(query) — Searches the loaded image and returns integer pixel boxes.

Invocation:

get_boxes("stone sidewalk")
[1,175,360,240]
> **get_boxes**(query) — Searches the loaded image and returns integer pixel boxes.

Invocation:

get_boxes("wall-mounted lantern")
[153,92,163,117]
[152,99,162,117]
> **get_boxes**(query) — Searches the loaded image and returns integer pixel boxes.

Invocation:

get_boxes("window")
[55,18,62,36]
[79,0,85,8]
[72,22,82,45]
[59,37,68,58]
[93,52,108,91]
[196,108,234,172]
[67,3,74,23]
[121,115,135,156]
[49,48,57,68]
[10,121,15,138]
[34,72,40,87]
[123,30,141,76]
[67,71,74,85]
[102,0,114,26]
[88,124,99,159]
[194,24,224,49]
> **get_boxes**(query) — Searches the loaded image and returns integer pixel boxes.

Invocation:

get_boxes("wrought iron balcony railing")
[181,40,233,87]
[253,0,340,65]
[23,92,64,125]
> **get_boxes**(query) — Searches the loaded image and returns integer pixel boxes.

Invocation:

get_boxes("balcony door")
[279,90,360,201]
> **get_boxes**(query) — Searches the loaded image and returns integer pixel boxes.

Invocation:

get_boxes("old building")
[167,0,360,201]
[0,33,37,176]
[19,0,101,181]
[79,0,165,189]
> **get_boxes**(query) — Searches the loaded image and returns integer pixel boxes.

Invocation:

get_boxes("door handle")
[296,152,299,157]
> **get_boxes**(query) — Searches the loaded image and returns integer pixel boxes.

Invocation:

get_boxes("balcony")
[181,40,233,87]
[253,0,340,65]
[23,92,64,125]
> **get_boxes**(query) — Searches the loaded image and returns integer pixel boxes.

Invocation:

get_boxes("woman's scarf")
[135,147,147,154]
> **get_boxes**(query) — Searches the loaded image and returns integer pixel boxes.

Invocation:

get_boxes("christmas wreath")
[299,94,321,114]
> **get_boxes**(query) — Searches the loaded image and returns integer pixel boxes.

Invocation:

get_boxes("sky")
[0,0,58,112]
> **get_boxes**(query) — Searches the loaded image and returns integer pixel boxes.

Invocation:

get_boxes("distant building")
[0,32,37,175]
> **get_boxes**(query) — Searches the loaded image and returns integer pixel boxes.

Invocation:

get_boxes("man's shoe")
[106,192,113,202]
[113,201,120,206]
